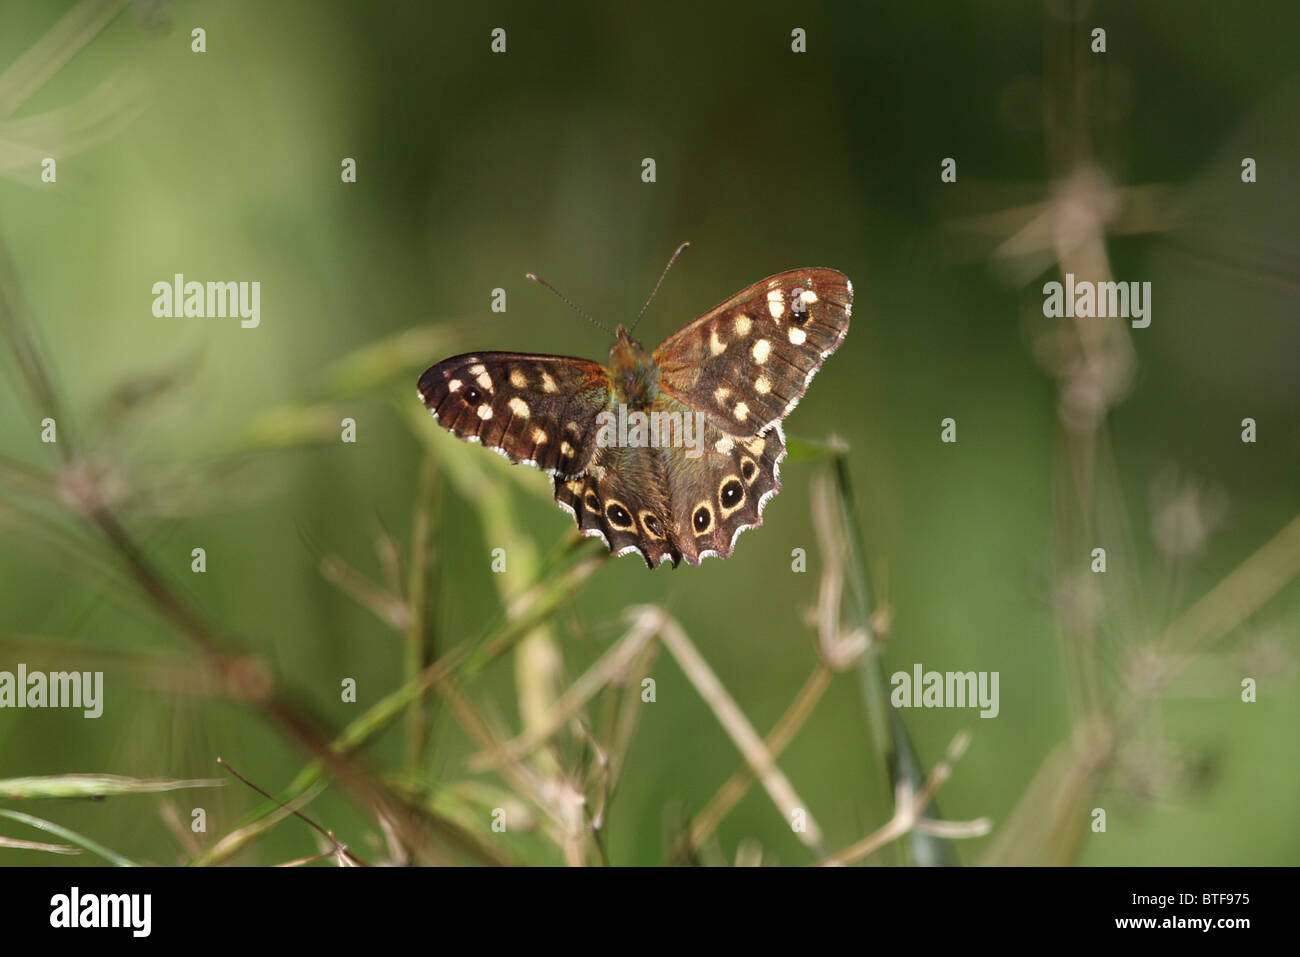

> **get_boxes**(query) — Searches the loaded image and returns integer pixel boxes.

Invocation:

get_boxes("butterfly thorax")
[609,324,659,410]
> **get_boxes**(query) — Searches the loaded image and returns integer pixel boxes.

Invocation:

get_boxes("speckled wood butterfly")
[418,253,851,567]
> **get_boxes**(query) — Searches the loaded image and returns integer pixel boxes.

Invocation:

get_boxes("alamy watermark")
[1043,273,1151,329]
[595,404,706,459]
[152,273,260,328]
[0,664,102,718]
[50,887,150,937]
[890,664,999,718]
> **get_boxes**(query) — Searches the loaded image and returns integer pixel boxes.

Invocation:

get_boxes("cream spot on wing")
[714,386,731,404]
[531,427,548,444]
[476,372,493,390]
[801,288,819,303]
[746,435,766,456]
[788,327,807,345]
[734,402,749,422]
[715,436,735,454]
[767,290,785,319]
[508,397,529,417]
[469,364,486,375]
[510,369,528,388]
[710,329,726,356]
[477,405,493,420]
[588,462,606,480]
[752,339,771,363]
[755,376,771,394]
[734,314,751,336]
[448,378,462,392]
[541,372,558,393]
[560,440,574,456]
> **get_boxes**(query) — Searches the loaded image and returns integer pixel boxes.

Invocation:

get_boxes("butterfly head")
[609,324,659,409]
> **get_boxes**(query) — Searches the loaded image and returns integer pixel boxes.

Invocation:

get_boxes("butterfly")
[417,255,851,567]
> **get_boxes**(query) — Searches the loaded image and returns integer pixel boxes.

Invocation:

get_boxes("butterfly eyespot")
[606,502,634,529]
[692,504,714,534]
[463,385,483,404]
[640,512,663,539]
[740,458,757,483]
[584,492,601,513]
[721,481,743,508]
[718,477,746,518]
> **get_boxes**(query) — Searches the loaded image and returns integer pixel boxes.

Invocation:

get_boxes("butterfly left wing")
[418,352,611,478]
[553,443,680,568]
[653,268,852,437]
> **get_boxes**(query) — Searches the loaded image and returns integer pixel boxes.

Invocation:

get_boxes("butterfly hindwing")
[554,443,681,568]
[418,352,611,478]
[551,398,786,567]
[653,268,851,437]
[664,415,786,565]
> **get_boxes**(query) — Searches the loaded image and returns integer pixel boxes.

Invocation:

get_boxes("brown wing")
[652,268,852,437]
[554,443,680,568]
[417,352,611,478]
[664,418,786,565]
[551,395,787,567]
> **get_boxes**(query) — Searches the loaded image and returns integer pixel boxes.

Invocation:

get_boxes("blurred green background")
[0,0,1296,866]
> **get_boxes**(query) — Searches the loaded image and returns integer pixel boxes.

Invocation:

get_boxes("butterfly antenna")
[630,241,690,333]
[525,272,615,337]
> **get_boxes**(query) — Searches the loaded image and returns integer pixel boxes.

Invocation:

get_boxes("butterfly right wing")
[417,352,611,478]
[663,415,787,565]
[652,268,852,438]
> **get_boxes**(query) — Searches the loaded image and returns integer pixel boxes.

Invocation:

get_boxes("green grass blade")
[0,808,137,866]
[0,774,223,800]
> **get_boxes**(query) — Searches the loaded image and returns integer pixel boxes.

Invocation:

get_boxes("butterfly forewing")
[652,268,851,437]
[418,352,611,477]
